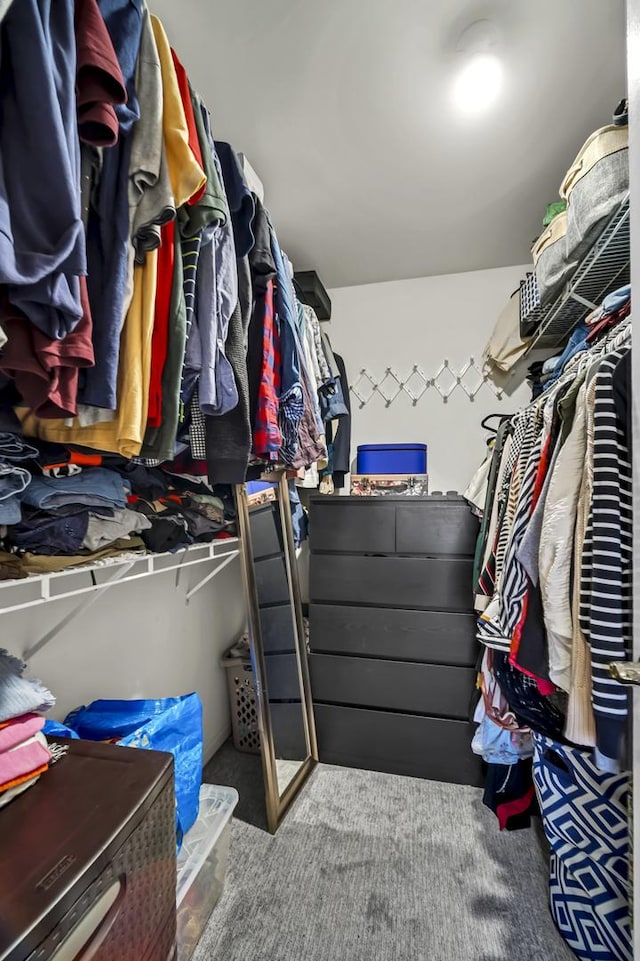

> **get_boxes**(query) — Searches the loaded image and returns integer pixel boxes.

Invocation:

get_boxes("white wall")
[328,265,532,494]
[2,556,246,763]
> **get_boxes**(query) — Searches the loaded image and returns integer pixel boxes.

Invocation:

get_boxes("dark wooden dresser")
[308,495,483,786]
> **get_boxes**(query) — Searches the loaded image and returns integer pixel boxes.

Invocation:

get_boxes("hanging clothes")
[470,299,631,777]
[0,0,86,341]
[0,4,343,573]
[330,353,352,489]
[81,0,144,411]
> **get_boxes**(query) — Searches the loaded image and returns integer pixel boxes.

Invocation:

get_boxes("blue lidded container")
[356,444,427,475]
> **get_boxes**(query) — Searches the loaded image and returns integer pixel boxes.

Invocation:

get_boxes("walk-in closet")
[0,2,637,961]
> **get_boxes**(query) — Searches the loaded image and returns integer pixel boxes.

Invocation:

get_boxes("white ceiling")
[150,0,627,288]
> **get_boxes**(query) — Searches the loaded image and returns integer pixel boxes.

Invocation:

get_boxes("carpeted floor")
[195,763,575,961]
[203,741,267,830]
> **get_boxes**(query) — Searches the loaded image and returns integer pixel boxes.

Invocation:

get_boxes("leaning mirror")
[235,471,317,832]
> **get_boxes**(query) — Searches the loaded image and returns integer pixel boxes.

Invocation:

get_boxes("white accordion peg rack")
[350,358,503,408]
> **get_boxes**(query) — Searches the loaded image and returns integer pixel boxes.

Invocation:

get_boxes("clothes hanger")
[481,413,511,435]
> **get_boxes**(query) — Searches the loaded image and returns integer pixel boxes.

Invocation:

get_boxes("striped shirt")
[478,431,544,652]
[579,348,631,771]
[475,414,527,606]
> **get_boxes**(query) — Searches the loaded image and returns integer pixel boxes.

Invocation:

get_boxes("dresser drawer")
[310,500,396,554]
[271,702,307,761]
[259,603,296,654]
[313,704,483,786]
[255,555,289,606]
[265,653,300,700]
[310,555,473,612]
[310,655,474,719]
[249,503,284,559]
[395,501,478,555]
[309,605,477,666]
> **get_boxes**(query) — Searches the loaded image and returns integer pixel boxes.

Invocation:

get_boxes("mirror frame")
[235,472,318,833]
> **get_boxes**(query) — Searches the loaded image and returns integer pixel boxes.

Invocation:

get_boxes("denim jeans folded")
[0,433,38,461]
[0,462,31,523]
[22,468,131,511]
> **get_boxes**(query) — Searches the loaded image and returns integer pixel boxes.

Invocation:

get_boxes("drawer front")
[25,779,177,961]
[395,502,478,556]
[310,655,474,719]
[270,703,308,761]
[265,653,301,700]
[249,504,283,559]
[309,605,477,666]
[310,501,396,554]
[310,555,473,612]
[260,604,296,654]
[255,555,289,606]
[313,703,483,786]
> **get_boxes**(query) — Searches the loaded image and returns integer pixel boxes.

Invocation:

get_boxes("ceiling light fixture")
[453,19,503,114]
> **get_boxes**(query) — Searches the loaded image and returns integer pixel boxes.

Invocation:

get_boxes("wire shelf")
[527,195,630,350]
[0,538,240,616]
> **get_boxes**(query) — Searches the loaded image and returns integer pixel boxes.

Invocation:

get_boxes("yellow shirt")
[151,15,206,208]
[19,251,159,457]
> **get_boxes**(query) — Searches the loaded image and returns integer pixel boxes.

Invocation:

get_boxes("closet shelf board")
[521,194,630,354]
[0,538,240,616]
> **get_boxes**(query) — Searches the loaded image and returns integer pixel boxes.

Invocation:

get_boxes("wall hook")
[349,358,503,407]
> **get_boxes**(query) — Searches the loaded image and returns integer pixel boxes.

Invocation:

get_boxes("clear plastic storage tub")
[176,783,239,961]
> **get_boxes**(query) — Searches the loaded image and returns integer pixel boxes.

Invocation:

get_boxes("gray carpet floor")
[195,763,576,961]
[203,741,267,830]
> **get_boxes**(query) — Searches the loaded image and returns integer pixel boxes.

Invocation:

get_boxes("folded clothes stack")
[0,437,237,579]
[130,491,232,553]
[526,284,631,401]
[0,650,58,810]
[6,466,146,574]
[0,433,39,525]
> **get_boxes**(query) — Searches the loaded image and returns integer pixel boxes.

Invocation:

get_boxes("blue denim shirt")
[546,320,589,385]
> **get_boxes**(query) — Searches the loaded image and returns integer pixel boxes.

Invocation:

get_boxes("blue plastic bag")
[43,719,80,739]
[64,694,203,845]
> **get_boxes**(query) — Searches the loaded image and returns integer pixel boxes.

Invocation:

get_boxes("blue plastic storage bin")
[356,444,427,475]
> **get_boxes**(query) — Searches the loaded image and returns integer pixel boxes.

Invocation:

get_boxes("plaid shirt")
[253,279,282,459]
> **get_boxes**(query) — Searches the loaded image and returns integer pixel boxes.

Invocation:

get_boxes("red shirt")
[147,221,175,428]
[74,0,127,146]
[0,278,95,418]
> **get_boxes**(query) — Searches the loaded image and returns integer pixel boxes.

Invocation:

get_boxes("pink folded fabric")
[0,713,45,753]
[0,734,50,788]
